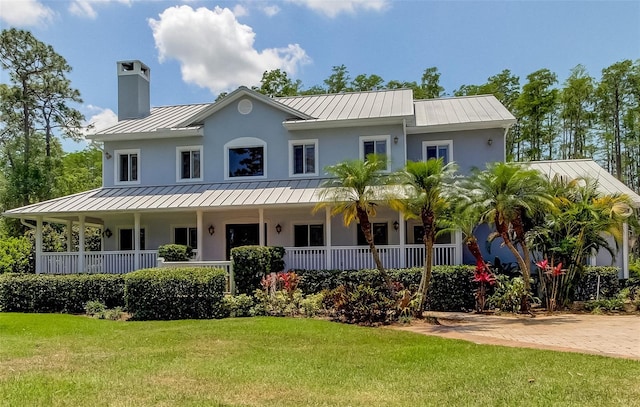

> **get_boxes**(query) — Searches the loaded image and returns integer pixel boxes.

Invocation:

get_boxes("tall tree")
[324,64,350,93]
[351,74,384,92]
[315,155,393,290]
[0,28,84,207]
[515,69,559,161]
[255,69,301,97]
[559,65,596,159]
[53,147,102,197]
[389,158,457,312]
[420,67,444,99]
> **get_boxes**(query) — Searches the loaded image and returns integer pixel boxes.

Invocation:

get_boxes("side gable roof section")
[408,94,517,133]
[528,159,640,208]
[178,86,314,127]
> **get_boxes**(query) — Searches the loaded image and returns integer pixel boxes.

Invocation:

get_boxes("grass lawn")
[0,313,638,406]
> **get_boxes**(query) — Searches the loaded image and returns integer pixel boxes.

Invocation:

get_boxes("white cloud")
[68,0,131,20]
[262,5,280,17]
[286,0,389,18]
[233,4,248,17]
[148,5,311,95]
[83,105,118,135]
[0,0,55,27]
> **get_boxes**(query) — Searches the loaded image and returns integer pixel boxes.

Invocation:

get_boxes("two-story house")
[4,60,638,277]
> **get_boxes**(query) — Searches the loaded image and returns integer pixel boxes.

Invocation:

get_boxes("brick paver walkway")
[395,312,640,360]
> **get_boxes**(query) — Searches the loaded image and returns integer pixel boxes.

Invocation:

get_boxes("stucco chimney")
[117,60,150,121]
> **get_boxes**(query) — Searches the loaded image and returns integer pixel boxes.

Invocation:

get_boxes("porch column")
[258,208,265,246]
[325,207,332,269]
[455,230,463,265]
[398,213,406,268]
[134,213,141,270]
[78,215,85,273]
[66,220,73,252]
[622,222,629,279]
[35,216,43,274]
[196,210,203,261]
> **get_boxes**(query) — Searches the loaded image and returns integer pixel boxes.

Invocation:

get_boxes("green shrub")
[0,237,33,274]
[425,266,475,311]
[231,246,285,294]
[584,298,624,313]
[323,284,396,326]
[0,273,125,313]
[84,300,106,316]
[124,267,226,320]
[573,266,620,301]
[158,244,193,261]
[222,293,254,317]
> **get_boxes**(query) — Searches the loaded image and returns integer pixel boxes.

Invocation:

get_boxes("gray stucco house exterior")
[5,60,637,277]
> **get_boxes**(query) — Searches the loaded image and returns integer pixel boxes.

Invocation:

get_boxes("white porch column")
[325,207,332,269]
[259,208,265,246]
[134,212,141,270]
[35,216,43,274]
[455,230,463,265]
[78,215,85,272]
[196,210,203,260]
[66,220,73,252]
[622,222,629,279]
[399,213,406,268]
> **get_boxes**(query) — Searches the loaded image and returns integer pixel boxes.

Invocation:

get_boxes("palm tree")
[461,162,553,312]
[315,155,393,290]
[389,158,457,311]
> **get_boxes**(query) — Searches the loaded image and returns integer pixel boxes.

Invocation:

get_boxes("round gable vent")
[238,99,253,115]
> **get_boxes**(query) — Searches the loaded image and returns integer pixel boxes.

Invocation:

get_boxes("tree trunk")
[416,209,435,313]
[497,221,531,312]
[356,206,393,291]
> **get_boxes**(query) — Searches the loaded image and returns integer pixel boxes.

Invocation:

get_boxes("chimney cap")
[117,60,150,80]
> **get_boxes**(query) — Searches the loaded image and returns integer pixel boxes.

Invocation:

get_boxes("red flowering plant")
[536,259,565,313]
[473,259,496,313]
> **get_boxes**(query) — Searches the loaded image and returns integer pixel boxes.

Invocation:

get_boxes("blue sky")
[1,0,639,151]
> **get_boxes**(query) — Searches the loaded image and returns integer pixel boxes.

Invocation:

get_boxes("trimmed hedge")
[574,266,620,301]
[158,244,193,261]
[124,267,226,320]
[296,265,476,312]
[231,246,285,294]
[0,273,125,313]
[0,237,33,274]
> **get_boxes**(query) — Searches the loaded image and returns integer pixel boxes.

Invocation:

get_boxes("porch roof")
[2,179,329,220]
[528,159,640,207]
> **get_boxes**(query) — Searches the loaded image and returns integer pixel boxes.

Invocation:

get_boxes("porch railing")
[284,244,457,271]
[41,250,158,274]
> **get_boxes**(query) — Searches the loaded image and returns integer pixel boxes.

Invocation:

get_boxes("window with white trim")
[360,135,390,170]
[225,137,266,179]
[357,223,388,245]
[289,139,318,176]
[174,226,197,249]
[176,146,202,182]
[115,149,140,184]
[294,224,324,247]
[119,228,145,250]
[422,140,452,165]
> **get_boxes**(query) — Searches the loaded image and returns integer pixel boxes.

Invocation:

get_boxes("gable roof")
[528,159,640,207]
[409,94,516,133]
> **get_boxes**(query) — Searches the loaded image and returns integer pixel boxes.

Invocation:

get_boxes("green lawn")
[0,313,638,406]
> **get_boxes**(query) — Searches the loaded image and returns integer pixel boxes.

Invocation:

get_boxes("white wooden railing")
[41,250,158,274]
[284,244,458,270]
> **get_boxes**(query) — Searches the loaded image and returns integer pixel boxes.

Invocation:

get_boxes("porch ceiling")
[2,179,330,219]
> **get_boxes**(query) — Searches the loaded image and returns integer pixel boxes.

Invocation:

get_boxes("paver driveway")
[396,312,640,360]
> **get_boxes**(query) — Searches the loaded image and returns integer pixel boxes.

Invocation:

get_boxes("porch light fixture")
[208,225,215,235]
[393,136,399,144]
[393,221,399,231]
[275,224,282,234]
[487,138,493,146]
[103,228,112,238]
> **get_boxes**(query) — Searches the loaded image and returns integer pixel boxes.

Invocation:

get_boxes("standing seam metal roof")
[413,94,516,127]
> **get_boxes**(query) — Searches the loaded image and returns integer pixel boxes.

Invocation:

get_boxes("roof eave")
[87,127,203,142]
[283,116,411,131]
[406,119,516,134]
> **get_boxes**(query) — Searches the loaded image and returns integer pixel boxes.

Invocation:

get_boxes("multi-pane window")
[292,142,317,175]
[360,136,389,170]
[423,141,452,165]
[174,227,197,249]
[119,228,145,250]
[177,147,202,181]
[116,150,139,183]
[294,224,324,247]
[357,223,388,245]
[413,226,452,245]
[228,146,264,177]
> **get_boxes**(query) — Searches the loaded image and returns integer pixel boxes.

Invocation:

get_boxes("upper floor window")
[225,137,266,180]
[115,149,140,185]
[289,139,318,177]
[176,146,202,182]
[360,135,390,171]
[294,224,324,247]
[174,226,197,249]
[423,140,452,165]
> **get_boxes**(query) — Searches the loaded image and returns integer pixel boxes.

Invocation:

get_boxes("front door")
[226,223,260,260]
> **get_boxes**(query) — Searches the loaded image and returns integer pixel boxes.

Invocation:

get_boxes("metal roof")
[277,88,414,122]
[3,179,329,219]
[528,159,640,207]
[411,94,516,131]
